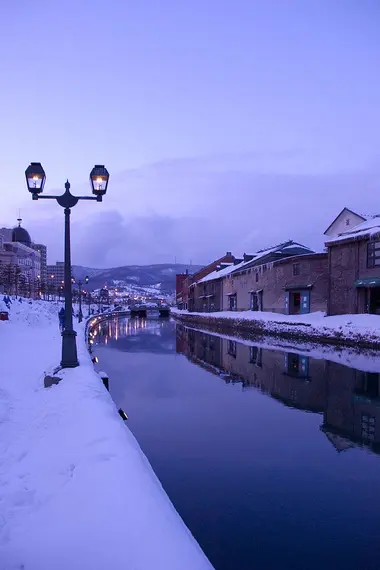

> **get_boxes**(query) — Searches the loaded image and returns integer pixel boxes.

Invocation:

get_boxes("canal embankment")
[0,299,213,570]
[172,308,380,349]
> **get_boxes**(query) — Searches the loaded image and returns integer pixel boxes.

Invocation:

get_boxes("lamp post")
[59,280,64,301]
[25,162,110,368]
[76,275,89,323]
[88,291,92,317]
[50,273,55,301]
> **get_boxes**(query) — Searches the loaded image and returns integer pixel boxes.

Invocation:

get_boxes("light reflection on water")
[92,317,380,570]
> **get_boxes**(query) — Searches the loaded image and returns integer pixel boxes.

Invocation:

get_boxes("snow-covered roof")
[195,242,314,284]
[232,241,313,273]
[326,215,380,245]
[197,262,243,283]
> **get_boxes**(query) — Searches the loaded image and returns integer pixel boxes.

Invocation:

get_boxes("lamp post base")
[61,329,79,368]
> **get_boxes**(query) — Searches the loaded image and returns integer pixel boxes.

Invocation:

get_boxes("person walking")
[58,307,65,332]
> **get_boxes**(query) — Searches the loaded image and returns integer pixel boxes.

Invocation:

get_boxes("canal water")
[92,317,380,570]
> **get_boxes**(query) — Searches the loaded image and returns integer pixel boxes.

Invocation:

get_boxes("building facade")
[324,207,367,238]
[185,242,328,315]
[191,261,240,312]
[223,252,328,314]
[326,217,380,315]
[31,243,47,282]
[176,272,189,309]
[177,252,235,311]
[46,262,66,290]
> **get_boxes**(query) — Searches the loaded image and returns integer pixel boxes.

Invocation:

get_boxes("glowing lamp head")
[25,162,46,194]
[90,165,109,196]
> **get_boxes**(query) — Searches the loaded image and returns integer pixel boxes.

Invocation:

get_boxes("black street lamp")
[76,275,89,323]
[49,273,55,301]
[87,290,92,317]
[25,163,110,368]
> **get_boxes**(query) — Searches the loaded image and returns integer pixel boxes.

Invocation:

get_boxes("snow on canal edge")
[0,299,214,570]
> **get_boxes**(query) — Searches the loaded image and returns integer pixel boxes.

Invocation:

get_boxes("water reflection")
[92,318,380,570]
[92,317,176,353]
[176,325,380,455]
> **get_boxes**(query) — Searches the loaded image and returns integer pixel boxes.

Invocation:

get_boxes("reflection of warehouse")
[221,340,326,413]
[177,326,223,373]
[321,361,380,453]
[176,326,380,456]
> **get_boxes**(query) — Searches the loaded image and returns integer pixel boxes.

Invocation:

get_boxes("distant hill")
[72,264,202,294]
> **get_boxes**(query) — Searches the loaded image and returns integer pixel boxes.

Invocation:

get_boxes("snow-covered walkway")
[0,300,213,570]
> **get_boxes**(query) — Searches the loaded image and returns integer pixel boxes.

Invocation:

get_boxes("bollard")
[118,408,128,420]
[98,370,109,391]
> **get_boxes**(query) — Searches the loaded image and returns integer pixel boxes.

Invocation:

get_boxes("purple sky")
[1,0,380,267]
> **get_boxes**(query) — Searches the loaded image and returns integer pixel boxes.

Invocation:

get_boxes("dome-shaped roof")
[12,225,32,247]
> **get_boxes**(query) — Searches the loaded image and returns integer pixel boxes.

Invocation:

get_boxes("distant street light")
[25,163,110,368]
[50,273,55,301]
[87,290,92,317]
[76,276,89,323]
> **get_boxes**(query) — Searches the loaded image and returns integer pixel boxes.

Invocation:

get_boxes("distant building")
[193,259,242,312]
[31,243,47,282]
[187,252,235,312]
[46,262,65,289]
[176,252,235,311]
[0,220,41,297]
[176,271,189,309]
[0,234,16,276]
[0,228,13,242]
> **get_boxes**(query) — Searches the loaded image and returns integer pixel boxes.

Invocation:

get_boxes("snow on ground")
[0,299,213,570]
[172,308,380,345]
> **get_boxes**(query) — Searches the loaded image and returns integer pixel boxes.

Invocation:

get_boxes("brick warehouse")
[326,216,380,315]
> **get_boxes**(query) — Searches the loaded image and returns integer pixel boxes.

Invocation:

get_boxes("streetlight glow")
[90,165,109,197]
[25,162,46,194]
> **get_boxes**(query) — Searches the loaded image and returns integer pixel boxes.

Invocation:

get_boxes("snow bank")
[172,308,380,348]
[0,300,213,570]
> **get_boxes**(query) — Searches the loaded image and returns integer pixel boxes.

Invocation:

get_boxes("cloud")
[70,210,227,267]
[22,154,380,268]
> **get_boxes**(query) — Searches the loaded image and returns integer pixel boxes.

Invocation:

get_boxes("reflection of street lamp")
[25,162,110,368]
